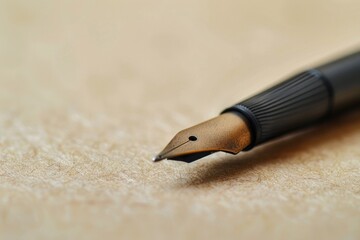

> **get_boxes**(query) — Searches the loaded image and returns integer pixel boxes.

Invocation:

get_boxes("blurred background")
[1,0,359,119]
[1,0,360,239]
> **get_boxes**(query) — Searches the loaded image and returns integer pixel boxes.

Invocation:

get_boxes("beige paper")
[0,1,359,239]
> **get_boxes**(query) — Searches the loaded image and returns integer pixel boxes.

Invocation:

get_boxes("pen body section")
[223,70,332,149]
[223,52,360,149]
[317,51,360,111]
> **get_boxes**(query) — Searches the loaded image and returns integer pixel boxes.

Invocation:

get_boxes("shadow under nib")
[153,112,252,163]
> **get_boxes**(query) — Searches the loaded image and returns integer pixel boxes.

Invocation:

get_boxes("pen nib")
[152,155,164,162]
[153,113,251,163]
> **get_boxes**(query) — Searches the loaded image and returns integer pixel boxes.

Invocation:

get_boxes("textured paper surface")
[0,1,360,239]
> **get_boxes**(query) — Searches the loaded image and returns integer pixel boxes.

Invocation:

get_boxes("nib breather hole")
[188,136,197,141]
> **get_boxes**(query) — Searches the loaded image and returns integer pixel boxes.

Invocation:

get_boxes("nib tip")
[152,155,165,162]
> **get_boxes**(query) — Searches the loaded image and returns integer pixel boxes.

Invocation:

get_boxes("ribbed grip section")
[222,70,333,149]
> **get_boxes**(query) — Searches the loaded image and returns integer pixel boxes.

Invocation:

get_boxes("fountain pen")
[153,51,360,163]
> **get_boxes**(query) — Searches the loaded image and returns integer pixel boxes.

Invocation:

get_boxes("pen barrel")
[317,51,360,111]
[223,52,360,150]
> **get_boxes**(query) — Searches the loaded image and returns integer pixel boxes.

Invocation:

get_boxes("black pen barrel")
[223,51,360,150]
[318,51,360,111]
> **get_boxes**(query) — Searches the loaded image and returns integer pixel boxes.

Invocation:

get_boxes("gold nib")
[153,112,251,163]
[152,155,165,162]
